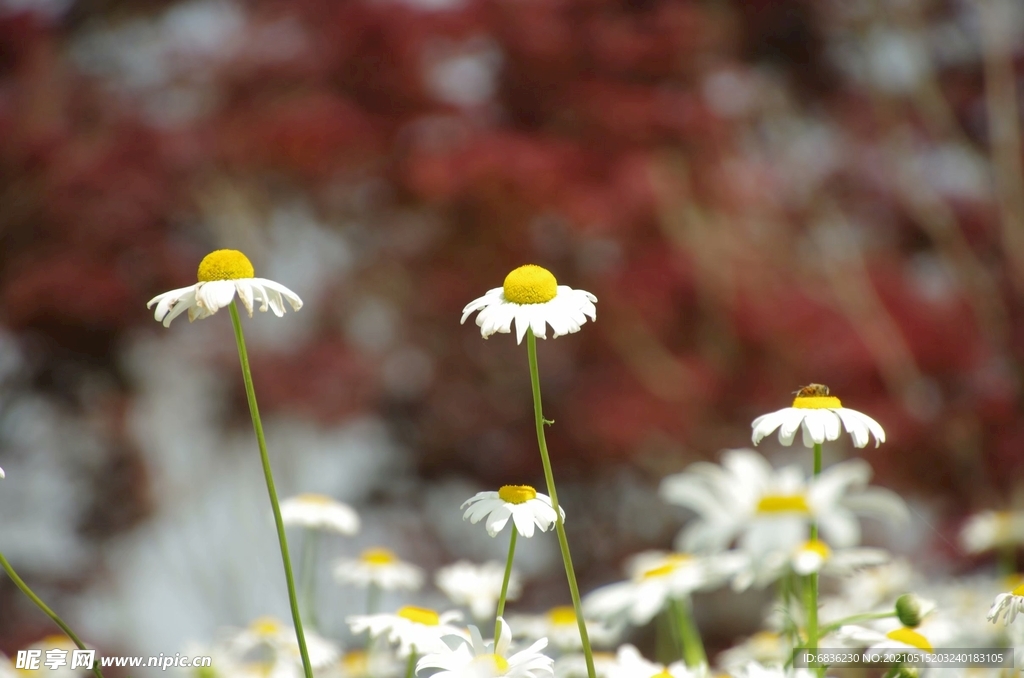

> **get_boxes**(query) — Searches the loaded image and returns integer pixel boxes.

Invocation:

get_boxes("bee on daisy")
[751,384,885,449]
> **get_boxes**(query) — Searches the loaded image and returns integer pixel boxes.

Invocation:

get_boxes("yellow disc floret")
[498,485,538,504]
[1012,582,1024,597]
[297,493,334,504]
[885,627,933,652]
[250,616,283,635]
[197,249,255,282]
[756,494,811,514]
[360,547,398,565]
[547,606,577,625]
[801,539,831,559]
[503,265,558,305]
[397,605,440,626]
[472,654,510,674]
[792,396,843,409]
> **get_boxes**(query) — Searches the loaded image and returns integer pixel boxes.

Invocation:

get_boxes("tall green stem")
[805,442,823,675]
[300,529,320,630]
[229,302,314,678]
[0,553,105,678]
[526,330,596,678]
[404,648,417,678]
[671,597,707,667]
[494,528,518,641]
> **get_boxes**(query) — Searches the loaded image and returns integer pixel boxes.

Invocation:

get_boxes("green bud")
[895,593,934,627]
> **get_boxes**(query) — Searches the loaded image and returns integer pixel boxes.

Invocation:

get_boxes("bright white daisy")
[659,449,908,557]
[961,510,1024,553]
[462,486,565,538]
[751,384,885,448]
[281,493,360,535]
[147,249,302,327]
[583,551,743,627]
[436,560,523,621]
[348,606,466,657]
[731,539,890,591]
[508,606,621,651]
[223,616,340,677]
[461,264,597,344]
[987,582,1024,624]
[416,618,553,678]
[605,644,705,678]
[334,547,425,591]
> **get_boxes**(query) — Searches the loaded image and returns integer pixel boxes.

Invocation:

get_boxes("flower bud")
[895,593,934,627]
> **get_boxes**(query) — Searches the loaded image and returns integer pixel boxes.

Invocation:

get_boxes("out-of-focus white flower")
[731,540,890,590]
[436,560,522,621]
[987,583,1024,624]
[280,493,360,535]
[727,662,819,678]
[583,551,743,627]
[660,449,908,557]
[716,633,790,672]
[147,249,302,327]
[461,265,597,343]
[838,560,916,610]
[224,616,340,677]
[334,649,402,678]
[415,618,554,678]
[834,623,936,653]
[751,385,885,448]
[508,606,620,651]
[961,510,1024,553]
[462,486,564,538]
[605,644,705,678]
[348,606,466,657]
[334,547,425,591]
[0,654,14,678]
[553,652,618,678]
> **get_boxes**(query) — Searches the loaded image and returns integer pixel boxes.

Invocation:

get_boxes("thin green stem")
[819,611,897,637]
[806,442,823,676]
[229,302,314,678]
[0,553,105,678]
[494,528,518,641]
[526,330,596,678]
[300,529,320,630]
[671,597,707,668]
[404,648,417,678]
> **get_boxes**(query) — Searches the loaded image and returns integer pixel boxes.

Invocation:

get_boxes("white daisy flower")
[583,551,743,627]
[838,560,917,611]
[960,510,1024,553]
[731,540,890,591]
[461,264,597,343]
[727,662,818,678]
[716,632,791,672]
[659,449,908,557]
[348,606,466,657]
[751,384,885,448]
[508,606,621,651]
[223,616,340,677]
[334,547,425,591]
[834,623,936,654]
[336,649,402,678]
[604,644,705,678]
[416,618,553,678]
[436,560,523,621]
[147,249,302,327]
[462,485,565,538]
[280,493,360,535]
[987,582,1024,624]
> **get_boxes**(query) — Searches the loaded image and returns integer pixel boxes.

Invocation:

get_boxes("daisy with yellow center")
[602,644,706,678]
[148,249,303,327]
[751,385,885,448]
[333,547,425,592]
[436,560,523,622]
[730,539,890,590]
[415,618,554,678]
[224,616,340,678]
[462,485,565,538]
[961,510,1024,554]
[280,494,360,535]
[461,264,597,344]
[508,606,621,652]
[347,606,466,657]
[987,582,1024,624]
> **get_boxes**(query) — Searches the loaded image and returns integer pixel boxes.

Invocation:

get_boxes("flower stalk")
[494,527,518,643]
[229,302,314,678]
[671,597,707,667]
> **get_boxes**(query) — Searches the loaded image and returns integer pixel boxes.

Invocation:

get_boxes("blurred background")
[0,0,1023,664]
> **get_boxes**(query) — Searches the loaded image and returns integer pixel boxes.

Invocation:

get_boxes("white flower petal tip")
[280,494,360,535]
[988,586,1024,625]
[751,386,885,448]
[462,486,565,538]
[461,265,597,343]
[415,619,554,678]
[147,250,302,327]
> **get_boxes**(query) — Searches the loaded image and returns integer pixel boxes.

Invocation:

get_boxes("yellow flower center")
[472,654,510,675]
[800,539,831,559]
[503,265,558,304]
[498,485,537,504]
[397,605,440,626]
[197,249,255,282]
[792,396,843,409]
[651,671,673,678]
[297,493,334,505]
[40,635,73,648]
[756,494,811,514]
[1011,583,1024,597]
[250,616,282,635]
[640,554,692,580]
[547,606,577,625]
[342,651,368,675]
[885,627,933,652]
[360,547,398,565]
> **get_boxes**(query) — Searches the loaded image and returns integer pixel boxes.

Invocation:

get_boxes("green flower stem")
[229,302,313,678]
[526,329,596,678]
[819,611,897,637]
[494,527,518,642]
[0,552,105,678]
[300,529,320,630]
[367,581,381,614]
[805,441,823,675]
[404,648,417,678]
[671,597,707,668]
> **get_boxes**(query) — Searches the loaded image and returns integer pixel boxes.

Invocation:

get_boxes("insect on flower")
[793,383,830,398]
